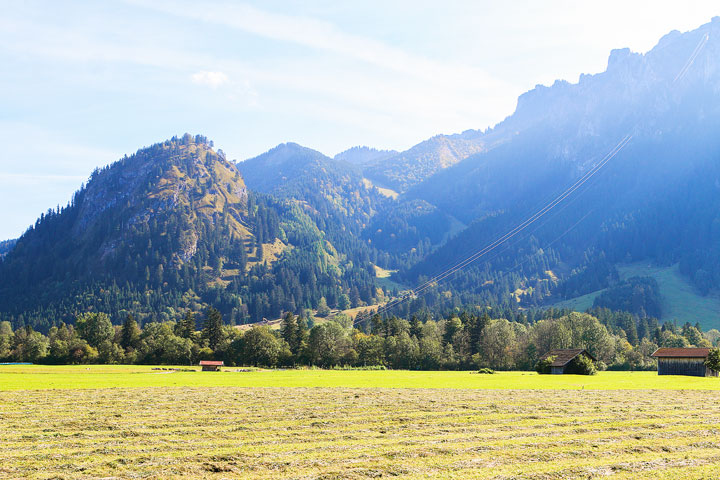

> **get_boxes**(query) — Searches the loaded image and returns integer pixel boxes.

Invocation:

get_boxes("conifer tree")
[203,307,224,350]
[176,311,196,339]
[281,311,299,354]
[370,314,384,336]
[409,315,422,338]
[120,314,140,350]
[316,297,330,316]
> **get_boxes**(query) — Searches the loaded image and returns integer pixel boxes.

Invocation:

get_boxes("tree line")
[2,307,717,370]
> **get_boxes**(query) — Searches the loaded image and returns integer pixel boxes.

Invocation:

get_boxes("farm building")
[540,349,596,374]
[199,360,224,372]
[651,348,717,377]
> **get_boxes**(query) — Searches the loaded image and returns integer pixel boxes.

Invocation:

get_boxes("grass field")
[3,366,720,479]
[552,262,720,329]
[3,365,720,391]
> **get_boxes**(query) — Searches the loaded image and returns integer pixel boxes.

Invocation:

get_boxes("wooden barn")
[199,360,224,372]
[540,349,596,374]
[651,348,718,377]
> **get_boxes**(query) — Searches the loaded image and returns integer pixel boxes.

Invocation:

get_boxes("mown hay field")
[2,367,720,479]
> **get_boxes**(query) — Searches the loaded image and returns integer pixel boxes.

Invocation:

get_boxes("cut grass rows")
[2,387,720,479]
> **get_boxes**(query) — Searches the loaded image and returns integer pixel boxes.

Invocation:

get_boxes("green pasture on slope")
[1,364,720,391]
[551,262,720,329]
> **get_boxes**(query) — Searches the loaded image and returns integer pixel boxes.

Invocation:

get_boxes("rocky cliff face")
[398,19,720,306]
[73,135,250,265]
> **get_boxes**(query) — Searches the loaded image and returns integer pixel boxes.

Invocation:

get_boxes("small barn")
[199,360,224,372]
[540,349,596,374]
[651,348,718,377]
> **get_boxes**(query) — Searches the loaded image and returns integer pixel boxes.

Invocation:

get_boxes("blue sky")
[1,0,718,239]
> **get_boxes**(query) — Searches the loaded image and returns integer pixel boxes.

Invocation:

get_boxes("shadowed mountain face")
[0,239,15,258]
[3,20,720,329]
[402,19,720,310]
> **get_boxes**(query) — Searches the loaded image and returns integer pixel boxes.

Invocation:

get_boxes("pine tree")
[281,311,299,354]
[120,314,140,350]
[370,314,384,336]
[469,313,489,354]
[176,311,196,339]
[203,307,224,350]
[409,315,422,338]
[316,297,330,317]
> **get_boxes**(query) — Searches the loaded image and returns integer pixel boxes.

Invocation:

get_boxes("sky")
[0,1,718,240]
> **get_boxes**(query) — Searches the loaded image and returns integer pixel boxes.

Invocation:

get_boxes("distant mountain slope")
[0,239,15,258]
[239,142,467,268]
[363,133,487,192]
[552,263,720,329]
[398,18,720,313]
[334,146,397,167]
[237,142,384,247]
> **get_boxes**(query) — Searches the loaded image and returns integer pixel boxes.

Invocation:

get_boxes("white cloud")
[191,71,229,88]
[129,0,507,91]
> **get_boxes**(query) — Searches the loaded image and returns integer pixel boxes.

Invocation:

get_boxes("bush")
[704,348,720,371]
[565,354,597,375]
[535,355,555,374]
[332,365,387,371]
[476,368,495,374]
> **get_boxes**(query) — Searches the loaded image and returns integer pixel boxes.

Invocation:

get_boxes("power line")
[356,134,632,324]
[355,29,712,326]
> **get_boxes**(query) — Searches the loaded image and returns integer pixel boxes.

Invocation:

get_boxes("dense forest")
[0,136,383,330]
[1,308,716,371]
[3,21,720,336]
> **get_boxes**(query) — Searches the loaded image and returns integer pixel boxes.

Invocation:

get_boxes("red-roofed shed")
[199,360,224,372]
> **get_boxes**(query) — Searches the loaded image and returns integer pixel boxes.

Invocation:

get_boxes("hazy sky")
[1,1,718,239]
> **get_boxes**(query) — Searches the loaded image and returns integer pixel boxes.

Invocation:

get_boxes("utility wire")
[356,134,632,324]
[355,31,712,326]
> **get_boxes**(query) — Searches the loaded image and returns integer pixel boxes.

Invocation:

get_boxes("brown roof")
[540,349,596,367]
[199,360,224,366]
[651,348,711,358]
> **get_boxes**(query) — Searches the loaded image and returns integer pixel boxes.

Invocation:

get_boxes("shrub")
[704,348,720,372]
[476,368,495,374]
[535,355,555,374]
[565,354,597,375]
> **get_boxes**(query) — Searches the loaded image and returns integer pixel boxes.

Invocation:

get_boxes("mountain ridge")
[3,20,720,329]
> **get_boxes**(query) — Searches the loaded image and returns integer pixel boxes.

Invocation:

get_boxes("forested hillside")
[0,239,15,258]
[0,136,381,329]
[2,21,720,333]
[392,19,720,319]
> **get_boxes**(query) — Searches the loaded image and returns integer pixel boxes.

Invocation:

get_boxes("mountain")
[363,133,487,192]
[4,20,720,330]
[0,239,15,258]
[0,135,380,329]
[333,146,397,167]
[399,18,720,320]
[237,142,384,255]
[239,142,464,267]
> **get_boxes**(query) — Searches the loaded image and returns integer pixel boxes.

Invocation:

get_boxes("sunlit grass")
[1,365,720,391]
[2,386,720,479]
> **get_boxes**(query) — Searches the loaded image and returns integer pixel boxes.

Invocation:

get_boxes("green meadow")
[552,262,720,329]
[1,364,720,391]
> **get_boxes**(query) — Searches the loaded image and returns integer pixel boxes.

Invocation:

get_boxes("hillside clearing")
[552,262,720,329]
